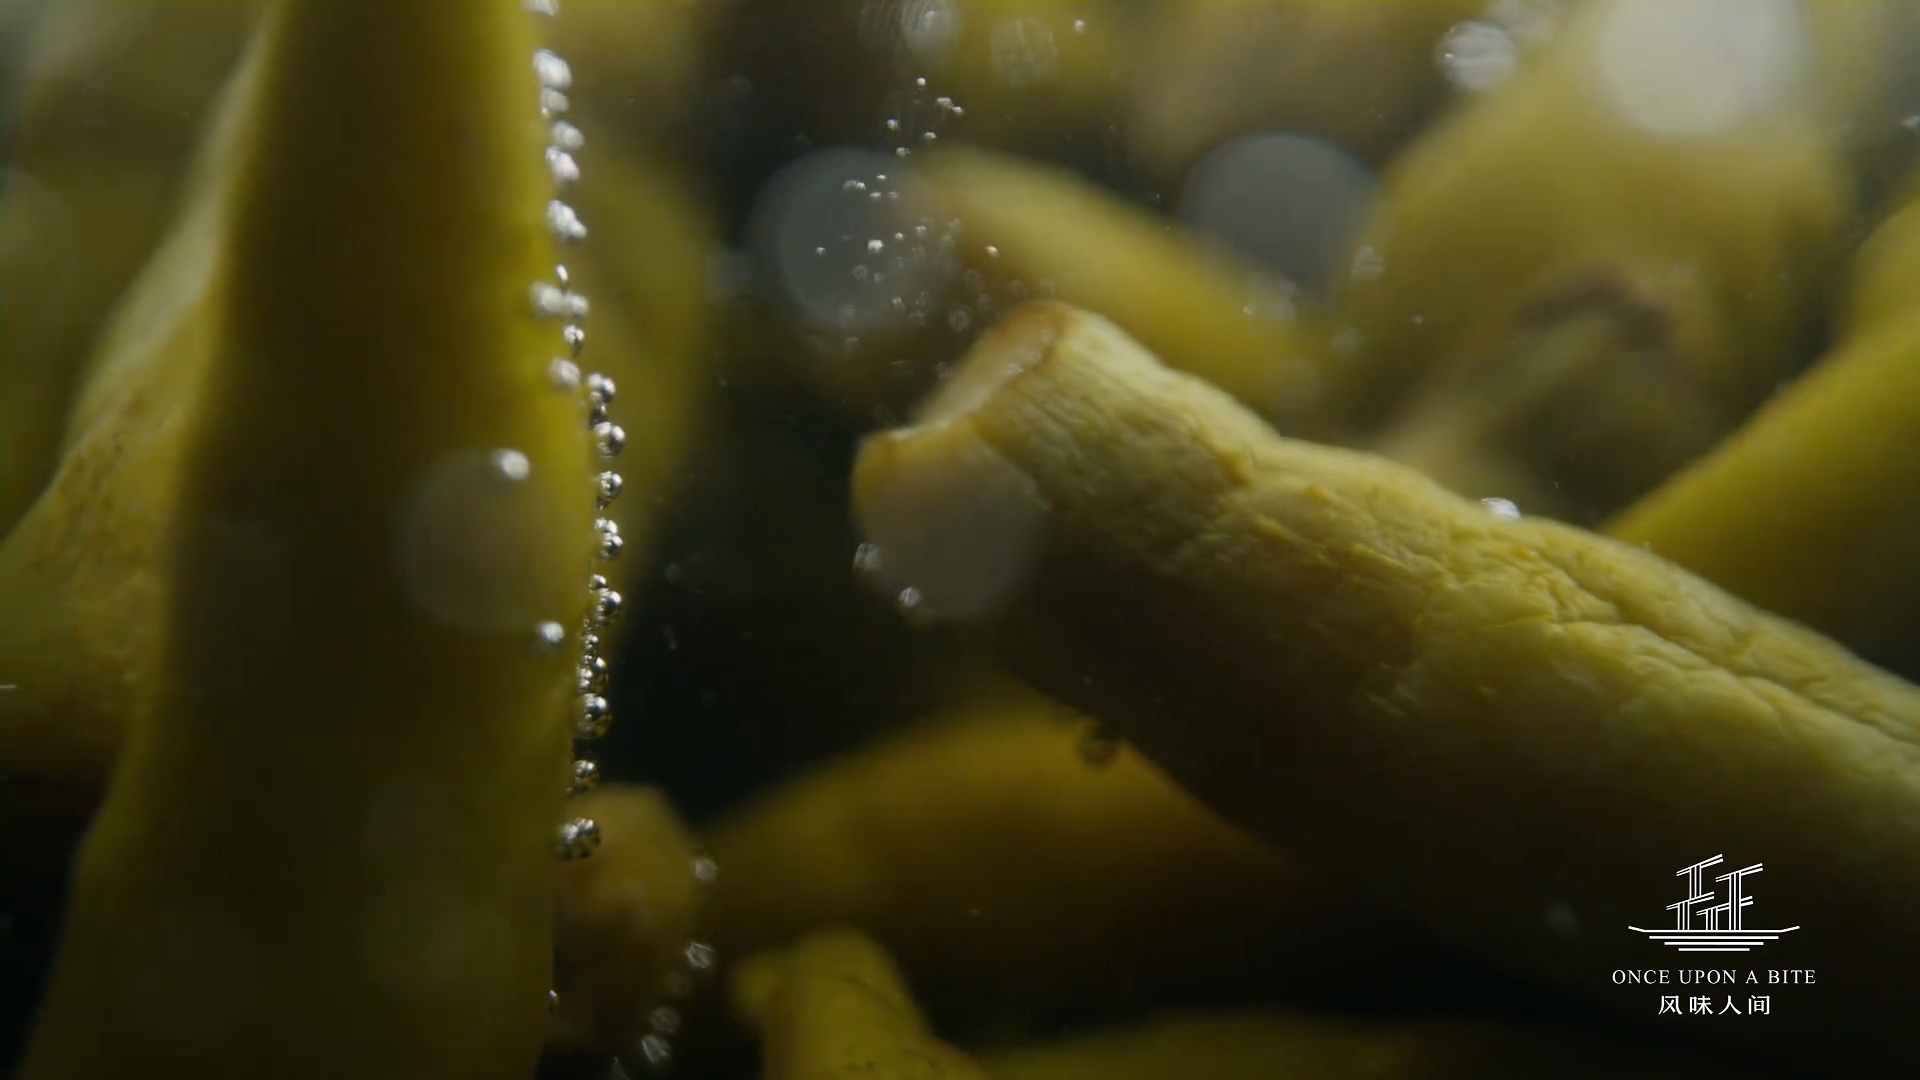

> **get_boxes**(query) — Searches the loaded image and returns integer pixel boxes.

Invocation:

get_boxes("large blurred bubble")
[748,146,955,339]
[1176,132,1379,297]
[1594,0,1808,139]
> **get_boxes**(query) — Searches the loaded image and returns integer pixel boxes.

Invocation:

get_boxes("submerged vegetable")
[0,10,708,819]
[0,6,266,820]
[20,3,591,1076]
[553,148,710,580]
[0,1,260,535]
[916,148,1344,440]
[983,1011,1731,1080]
[852,300,1920,1072]
[9,2,1920,1077]
[551,786,703,1056]
[1608,170,1920,676]
[732,928,992,1080]
[706,690,1461,1025]
[1127,0,1477,179]
[1348,0,1850,522]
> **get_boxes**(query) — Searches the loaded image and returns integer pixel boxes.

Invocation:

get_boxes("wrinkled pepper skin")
[21,3,590,1077]
[853,301,1920,1073]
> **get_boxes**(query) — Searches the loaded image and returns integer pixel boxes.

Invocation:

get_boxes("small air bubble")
[684,941,718,972]
[1437,21,1519,92]
[550,120,585,152]
[595,471,624,510]
[576,695,612,739]
[490,449,531,482]
[546,148,580,186]
[649,1005,684,1036]
[585,372,616,405]
[547,201,588,244]
[593,422,627,460]
[570,758,600,793]
[533,49,573,90]
[593,518,624,561]
[637,1034,672,1068]
[591,589,625,628]
[531,282,569,318]
[556,816,601,859]
[575,659,605,695]
[535,621,567,651]
[1481,497,1522,520]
